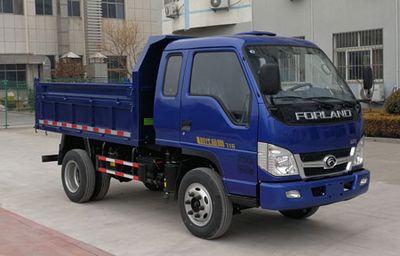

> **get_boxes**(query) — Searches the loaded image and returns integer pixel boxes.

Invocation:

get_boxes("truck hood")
[258,105,363,154]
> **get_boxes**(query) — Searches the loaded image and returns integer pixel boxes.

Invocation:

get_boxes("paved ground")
[0,128,400,256]
[0,111,34,128]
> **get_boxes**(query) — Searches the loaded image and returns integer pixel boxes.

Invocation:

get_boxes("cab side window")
[163,55,183,97]
[190,52,251,126]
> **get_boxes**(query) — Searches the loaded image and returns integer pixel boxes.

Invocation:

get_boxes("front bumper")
[259,169,370,210]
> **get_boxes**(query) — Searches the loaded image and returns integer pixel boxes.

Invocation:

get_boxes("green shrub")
[363,109,400,138]
[384,90,400,114]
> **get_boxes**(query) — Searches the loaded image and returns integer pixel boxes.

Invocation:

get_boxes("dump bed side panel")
[35,82,137,146]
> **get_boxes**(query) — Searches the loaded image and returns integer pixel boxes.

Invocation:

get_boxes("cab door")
[154,52,186,147]
[179,49,259,197]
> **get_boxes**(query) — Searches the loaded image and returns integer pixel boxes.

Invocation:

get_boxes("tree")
[102,20,143,80]
[54,59,85,80]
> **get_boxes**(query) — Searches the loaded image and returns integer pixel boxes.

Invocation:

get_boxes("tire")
[178,167,232,239]
[279,207,319,219]
[144,182,163,191]
[91,172,111,201]
[61,149,96,203]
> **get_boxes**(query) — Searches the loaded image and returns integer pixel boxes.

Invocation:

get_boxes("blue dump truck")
[36,32,373,239]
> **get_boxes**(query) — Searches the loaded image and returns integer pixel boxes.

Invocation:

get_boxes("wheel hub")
[191,199,201,212]
[184,183,213,227]
[65,160,80,193]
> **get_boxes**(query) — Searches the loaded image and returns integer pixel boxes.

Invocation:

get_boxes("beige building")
[0,0,162,85]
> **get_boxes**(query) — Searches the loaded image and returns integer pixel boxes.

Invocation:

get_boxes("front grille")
[297,148,353,178]
[300,148,351,162]
[303,163,348,177]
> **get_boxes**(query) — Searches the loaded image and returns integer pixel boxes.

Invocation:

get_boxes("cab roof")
[165,31,318,51]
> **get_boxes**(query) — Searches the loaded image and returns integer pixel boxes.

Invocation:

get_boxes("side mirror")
[363,66,374,90]
[259,64,281,95]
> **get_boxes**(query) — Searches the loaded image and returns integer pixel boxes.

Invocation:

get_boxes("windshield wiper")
[305,96,357,107]
[272,96,335,109]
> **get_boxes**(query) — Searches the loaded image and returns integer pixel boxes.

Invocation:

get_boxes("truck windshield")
[245,45,355,102]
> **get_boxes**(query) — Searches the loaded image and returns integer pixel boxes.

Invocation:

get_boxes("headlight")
[258,143,299,176]
[352,137,364,166]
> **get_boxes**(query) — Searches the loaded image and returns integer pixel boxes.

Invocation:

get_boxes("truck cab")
[153,31,369,210]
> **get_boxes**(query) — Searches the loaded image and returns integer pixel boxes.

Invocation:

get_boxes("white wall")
[162,0,252,35]
[129,0,162,40]
[253,0,399,97]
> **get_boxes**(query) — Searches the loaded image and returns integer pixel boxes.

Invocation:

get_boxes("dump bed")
[35,81,139,145]
[35,35,185,146]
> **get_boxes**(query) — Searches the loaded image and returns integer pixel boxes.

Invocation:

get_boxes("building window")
[102,0,124,19]
[35,0,52,15]
[0,0,24,14]
[0,64,26,82]
[106,56,127,83]
[68,0,80,17]
[0,0,13,13]
[334,29,383,81]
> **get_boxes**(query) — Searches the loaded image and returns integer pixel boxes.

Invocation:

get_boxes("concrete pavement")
[0,111,34,128]
[0,128,400,256]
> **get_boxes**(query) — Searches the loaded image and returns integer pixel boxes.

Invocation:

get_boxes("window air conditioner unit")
[210,0,230,10]
[165,3,179,19]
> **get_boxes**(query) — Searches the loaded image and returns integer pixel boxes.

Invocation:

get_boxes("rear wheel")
[61,149,96,203]
[91,172,111,201]
[178,167,232,239]
[279,207,319,219]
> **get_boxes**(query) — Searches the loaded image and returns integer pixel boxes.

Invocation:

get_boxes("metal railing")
[42,77,129,84]
[1,80,35,128]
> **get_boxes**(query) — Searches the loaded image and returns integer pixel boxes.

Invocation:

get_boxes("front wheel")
[178,167,232,240]
[279,207,319,219]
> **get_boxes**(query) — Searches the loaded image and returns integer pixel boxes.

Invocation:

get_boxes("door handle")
[181,120,192,132]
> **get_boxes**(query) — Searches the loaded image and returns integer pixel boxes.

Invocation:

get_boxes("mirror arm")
[356,99,372,103]
[265,96,278,111]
